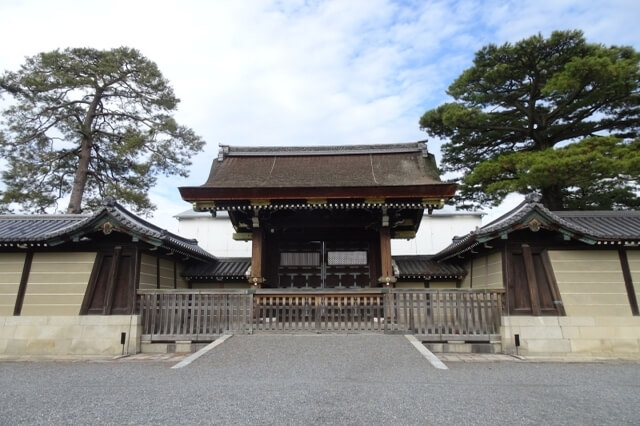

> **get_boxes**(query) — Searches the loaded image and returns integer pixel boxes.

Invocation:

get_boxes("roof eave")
[179,184,457,203]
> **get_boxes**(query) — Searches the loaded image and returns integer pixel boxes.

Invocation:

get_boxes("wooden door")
[81,246,136,315]
[506,244,565,316]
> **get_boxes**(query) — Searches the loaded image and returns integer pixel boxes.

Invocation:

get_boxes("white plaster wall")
[176,211,483,257]
[392,213,483,255]
[176,212,252,257]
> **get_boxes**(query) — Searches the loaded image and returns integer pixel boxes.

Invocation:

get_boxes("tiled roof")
[0,215,87,243]
[434,195,640,261]
[203,142,442,189]
[0,199,215,261]
[182,255,466,280]
[555,211,640,239]
[183,258,251,279]
[394,255,466,279]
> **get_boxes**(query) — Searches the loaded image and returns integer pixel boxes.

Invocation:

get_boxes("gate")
[138,289,504,342]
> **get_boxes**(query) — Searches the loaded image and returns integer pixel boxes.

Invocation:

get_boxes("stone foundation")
[501,316,640,357]
[0,315,141,357]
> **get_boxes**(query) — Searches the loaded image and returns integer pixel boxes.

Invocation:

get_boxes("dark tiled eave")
[183,258,251,280]
[394,255,466,279]
[0,200,215,262]
[556,211,640,241]
[0,215,87,245]
[434,195,640,261]
[182,256,466,281]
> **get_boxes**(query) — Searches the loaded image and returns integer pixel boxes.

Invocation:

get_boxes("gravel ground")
[1,334,639,425]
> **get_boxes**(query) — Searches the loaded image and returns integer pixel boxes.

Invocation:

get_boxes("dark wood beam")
[13,251,33,316]
[541,250,566,316]
[179,183,456,202]
[619,248,639,316]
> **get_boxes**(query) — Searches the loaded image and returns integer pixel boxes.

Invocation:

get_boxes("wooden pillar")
[249,227,265,287]
[378,226,396,286]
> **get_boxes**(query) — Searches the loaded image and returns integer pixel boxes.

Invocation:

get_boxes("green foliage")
[420,30,640,210]
[467,137,640,210]
[0,47,205,214]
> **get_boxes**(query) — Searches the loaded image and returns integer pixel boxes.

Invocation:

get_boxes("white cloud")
[1,0,639,234]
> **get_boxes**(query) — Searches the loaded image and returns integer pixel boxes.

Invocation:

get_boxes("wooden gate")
[253,292,385,332]
[138,289,504,342]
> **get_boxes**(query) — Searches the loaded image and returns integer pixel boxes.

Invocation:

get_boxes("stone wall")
[0,315,141,357]
[501,316,640,357]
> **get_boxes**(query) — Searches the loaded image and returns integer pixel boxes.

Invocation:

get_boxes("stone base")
[0,315,141,356]
[425,342,502,354]
[141,342,210,354]
[501,316,640,357]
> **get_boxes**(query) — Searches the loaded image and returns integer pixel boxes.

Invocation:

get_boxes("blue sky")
[1,0,639,231]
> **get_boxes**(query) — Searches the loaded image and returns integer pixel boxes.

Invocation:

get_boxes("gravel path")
[1,334,639,425]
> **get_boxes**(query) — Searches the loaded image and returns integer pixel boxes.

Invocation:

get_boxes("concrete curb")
[405,335,448,370]
[171,334,233,369]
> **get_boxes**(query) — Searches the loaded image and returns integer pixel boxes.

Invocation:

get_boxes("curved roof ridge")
[218,141,429,157]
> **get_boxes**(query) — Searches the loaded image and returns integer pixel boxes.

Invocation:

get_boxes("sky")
[1,0,639,233]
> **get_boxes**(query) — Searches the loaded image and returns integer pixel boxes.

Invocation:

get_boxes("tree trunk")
[540,185,564,211]
[66,91,101,214]
[67,136,92,214]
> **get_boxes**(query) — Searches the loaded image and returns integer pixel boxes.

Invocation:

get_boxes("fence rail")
[137,289,504,342]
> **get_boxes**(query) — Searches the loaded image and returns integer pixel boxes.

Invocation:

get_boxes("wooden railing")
[138,290,253,341]
[137,289,504,342]
[387,290,504,341]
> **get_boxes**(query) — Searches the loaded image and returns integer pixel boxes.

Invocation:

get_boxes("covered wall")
[22,252,96,316]
[460,252,503,289]
[549,250,632,317]
[0,253,25,315]
[629,251,640,305]
[501,249,640,357]
[139,253,190,290]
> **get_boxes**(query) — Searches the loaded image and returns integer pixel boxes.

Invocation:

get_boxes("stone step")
[424,342,502,354]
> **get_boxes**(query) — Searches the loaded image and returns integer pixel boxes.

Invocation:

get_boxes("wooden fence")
[138,291,253,341]
[138,289,504,342]
[387,290,504,341]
